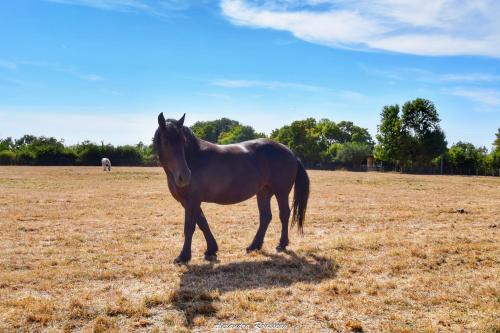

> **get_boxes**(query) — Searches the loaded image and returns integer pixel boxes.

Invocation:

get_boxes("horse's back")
[221,138,296,166]
[232,138,292,154]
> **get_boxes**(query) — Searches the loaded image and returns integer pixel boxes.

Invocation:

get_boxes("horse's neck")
[163,167,179,192]
[183,132,203,164]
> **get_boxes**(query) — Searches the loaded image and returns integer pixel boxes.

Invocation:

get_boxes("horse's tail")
[291,159,310,235]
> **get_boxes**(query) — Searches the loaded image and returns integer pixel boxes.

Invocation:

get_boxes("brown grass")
[0,166,498,332]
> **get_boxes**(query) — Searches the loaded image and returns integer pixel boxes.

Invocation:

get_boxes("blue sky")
[1,0,499,148]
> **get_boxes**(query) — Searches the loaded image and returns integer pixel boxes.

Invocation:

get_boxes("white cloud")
[362,65,500,108]
[0,59,17,70]
[79,74,104,81]
[48,0,150,11]
[211,78,367,101]
[46,0,195,16]
[212,78,324,91]
[436,73,500,83]
[221,0,500,57]
[198,92,232,100]
[363,66,500,83]
[5,60,104,82]
[452,88,500,107]
[0,76,27,87]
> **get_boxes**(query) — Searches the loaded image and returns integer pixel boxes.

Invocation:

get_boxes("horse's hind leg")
[197,209,218,261]
[247,188,272,253]
[275,192,291,252]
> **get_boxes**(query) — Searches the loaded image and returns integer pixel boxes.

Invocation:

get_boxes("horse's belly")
[201,174,260,204]
[205,190,256,205]
[203,182,258,204]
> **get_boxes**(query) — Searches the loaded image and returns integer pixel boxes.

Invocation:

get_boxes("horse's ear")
[177,113,186,128]
[158,112,166,129]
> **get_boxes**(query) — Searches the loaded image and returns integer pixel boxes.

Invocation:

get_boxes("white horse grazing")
[101,158,111,171]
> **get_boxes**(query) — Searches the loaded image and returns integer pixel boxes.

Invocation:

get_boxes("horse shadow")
[170,250,339,326]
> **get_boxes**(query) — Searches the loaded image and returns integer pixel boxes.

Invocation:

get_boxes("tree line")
[0,135,156,166]
[375,99,499,175]
[1,98,499,175]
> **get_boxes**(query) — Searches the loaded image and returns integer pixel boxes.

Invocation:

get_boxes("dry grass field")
[0,166,499,332]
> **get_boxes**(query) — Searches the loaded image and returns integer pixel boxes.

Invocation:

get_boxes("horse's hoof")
[276,245,286,253]
[246,246,261,254]
[173,256,190,265]
[204,253,218,262]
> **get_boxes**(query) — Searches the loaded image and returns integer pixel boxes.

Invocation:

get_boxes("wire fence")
[310,163,500,176]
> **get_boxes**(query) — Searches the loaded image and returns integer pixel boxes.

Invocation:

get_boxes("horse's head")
[154,113,192,188]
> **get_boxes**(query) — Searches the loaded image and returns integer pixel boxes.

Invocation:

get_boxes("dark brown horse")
[153,113,310,264]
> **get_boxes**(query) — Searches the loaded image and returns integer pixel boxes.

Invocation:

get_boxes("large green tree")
[494,128,500,148]
[190,118,264,144]
[217,125,265,144]
[0,138,15,165]
[488,128,500,175]
[317,119,373,146]
[271,118,324,166]
[402,98,441,137]
[374,104,405,165]
[376,99,447,169]
[334,142,372,168]
[402,98,447,166]
[190,118,240,143]
[447,142,488,174]
[0,137,14,151]
[272,118,373,166]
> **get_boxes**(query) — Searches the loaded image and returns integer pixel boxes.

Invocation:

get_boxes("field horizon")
[0,167,498,332]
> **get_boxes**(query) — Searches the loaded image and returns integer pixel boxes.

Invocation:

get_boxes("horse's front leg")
[196,209,218,261]
[174,202,198,264]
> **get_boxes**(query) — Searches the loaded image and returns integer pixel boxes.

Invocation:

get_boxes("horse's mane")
[181,126,200,157]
